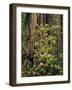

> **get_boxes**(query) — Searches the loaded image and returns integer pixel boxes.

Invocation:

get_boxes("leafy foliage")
[21,14,63,77]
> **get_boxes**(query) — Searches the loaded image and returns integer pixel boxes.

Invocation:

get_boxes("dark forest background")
[21,13,63,77]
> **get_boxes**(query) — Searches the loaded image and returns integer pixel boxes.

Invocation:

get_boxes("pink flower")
[48,54,52,57]
[32,71,36,76]
[39,62,44,67]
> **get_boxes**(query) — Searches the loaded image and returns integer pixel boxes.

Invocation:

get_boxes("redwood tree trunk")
[57,15,62,50]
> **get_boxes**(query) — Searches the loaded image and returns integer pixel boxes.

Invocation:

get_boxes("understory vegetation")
[21,13,63,77]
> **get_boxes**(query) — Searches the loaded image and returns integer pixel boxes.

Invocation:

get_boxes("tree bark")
[30,13,37,48]
[57,15,62,50]
[40,14,44,26]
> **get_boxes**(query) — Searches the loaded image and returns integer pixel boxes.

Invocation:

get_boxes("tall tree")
[30,13,37,49]
[25,13,31,49]
[56,15,62,50]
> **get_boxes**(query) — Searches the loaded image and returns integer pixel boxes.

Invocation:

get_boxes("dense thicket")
[21,13,63,77]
